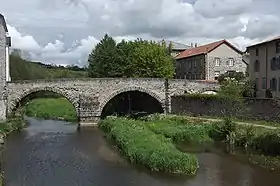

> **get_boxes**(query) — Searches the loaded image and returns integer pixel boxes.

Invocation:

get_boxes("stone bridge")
[1,78,219,126]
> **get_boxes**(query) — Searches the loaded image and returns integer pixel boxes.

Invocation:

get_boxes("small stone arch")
[198,87,219,94]
[99,86,165,115]
[9,87,79,116]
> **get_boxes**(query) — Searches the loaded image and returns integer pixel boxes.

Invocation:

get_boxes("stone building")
[247,36,280,98]
[175,39,247,81]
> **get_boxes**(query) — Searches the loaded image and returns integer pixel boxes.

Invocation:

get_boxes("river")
[2,117,280,186]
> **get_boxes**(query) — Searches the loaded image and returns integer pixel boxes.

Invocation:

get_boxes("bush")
[99,117,199,175]
[209,118,280,156]
[252,131,280,155]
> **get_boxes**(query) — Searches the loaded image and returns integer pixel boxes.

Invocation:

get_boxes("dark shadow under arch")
[101,90,164,119]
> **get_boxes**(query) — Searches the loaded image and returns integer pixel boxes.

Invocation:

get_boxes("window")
[276,41,280,53]
[262,77,266,89]
[197,59,201,67]
[271,57,276,70]
[254,60,260,72]
[215,58,220,66]
[277,57,280,70]
[279,77,280,92]
[196,74,202,80]
[255,78,259,90]
[256,48,259,56]
[228,58,234,66]
[191,74,195,80]
[270,78,277,91]
[194,60,197,68]
[189,61,192,68]
[214,71,220,80]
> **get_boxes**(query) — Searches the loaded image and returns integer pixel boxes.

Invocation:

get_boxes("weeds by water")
[0,116,26,136]
[99,117,199,175]
[100,114,280,173]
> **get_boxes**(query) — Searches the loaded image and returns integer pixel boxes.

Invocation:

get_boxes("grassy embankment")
[23,98,77,122]
[100,114,280,175]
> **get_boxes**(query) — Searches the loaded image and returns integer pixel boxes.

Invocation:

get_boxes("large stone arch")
[99,86,165,115]
[8,87,79,116]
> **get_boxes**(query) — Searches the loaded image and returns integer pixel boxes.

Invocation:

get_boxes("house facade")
[247,36,280,98]
[0,14,11,82]
[175,40,247,81]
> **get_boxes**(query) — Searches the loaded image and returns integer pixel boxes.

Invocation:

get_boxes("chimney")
[191,43,193,48]
[195,43,197,47]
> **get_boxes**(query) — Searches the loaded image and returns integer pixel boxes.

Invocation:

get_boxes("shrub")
[209,117,237,141]
[99,117,199,175]
[252,131,280,155]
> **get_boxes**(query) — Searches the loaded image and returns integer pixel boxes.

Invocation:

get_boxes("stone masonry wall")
[171,96,280,122]
[207,56,247,81]
[5,78,219,125]
[0,23,6,120]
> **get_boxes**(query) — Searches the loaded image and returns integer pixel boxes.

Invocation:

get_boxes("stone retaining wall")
[171,96,280,122]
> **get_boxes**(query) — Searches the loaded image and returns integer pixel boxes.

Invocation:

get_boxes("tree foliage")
[217,71,245,84]
[87,34,175,78]
[218,71,256,98]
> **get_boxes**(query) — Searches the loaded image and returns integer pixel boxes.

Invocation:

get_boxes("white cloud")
[1,0,280,65]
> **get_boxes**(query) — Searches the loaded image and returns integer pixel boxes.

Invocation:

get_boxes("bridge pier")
[79,121,99,127]
[78,116,100,127]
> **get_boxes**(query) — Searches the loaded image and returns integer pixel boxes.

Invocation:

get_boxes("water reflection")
[2,117,280,186]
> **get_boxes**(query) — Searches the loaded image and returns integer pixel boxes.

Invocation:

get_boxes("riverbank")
[0,114,26,186]
[23,98,77,122]
[100,114,280,174]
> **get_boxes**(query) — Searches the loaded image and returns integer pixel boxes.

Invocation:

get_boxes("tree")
[218,71,245,84]
[87,34,175,78]
[88,34,118,77]
[130,40,175,78]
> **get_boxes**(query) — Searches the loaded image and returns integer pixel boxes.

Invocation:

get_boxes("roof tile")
[176,39,242,59]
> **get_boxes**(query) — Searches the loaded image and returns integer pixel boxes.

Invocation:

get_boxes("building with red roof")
[175,39,247,81]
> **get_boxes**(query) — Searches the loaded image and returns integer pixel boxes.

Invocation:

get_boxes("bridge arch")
[99,86,165,117]
[198,87,219,94]
[9,87,79,116]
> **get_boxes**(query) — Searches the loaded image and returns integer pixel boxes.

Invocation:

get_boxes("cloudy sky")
[1,0,279,66]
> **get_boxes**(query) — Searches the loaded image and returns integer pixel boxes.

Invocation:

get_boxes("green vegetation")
[10,51,87,81]
[23,98,77,122]
[100,114,280,174]
[0,115,26,136]
[88,34,175,78]
[99,117,199,175]
[143,114,212,143]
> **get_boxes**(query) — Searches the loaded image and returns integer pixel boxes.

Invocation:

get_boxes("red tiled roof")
[176,39,243,59]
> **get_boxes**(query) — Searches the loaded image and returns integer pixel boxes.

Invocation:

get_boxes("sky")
[1,0,279,66]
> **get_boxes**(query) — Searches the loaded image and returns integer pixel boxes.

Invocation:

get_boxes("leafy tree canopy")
[87,34,175,78]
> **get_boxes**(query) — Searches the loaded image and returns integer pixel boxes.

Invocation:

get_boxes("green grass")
[143,114,213,143]
[99,117,199,175]
[24,98,77,122]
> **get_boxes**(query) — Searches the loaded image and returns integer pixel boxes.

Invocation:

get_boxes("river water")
[2,117,280,186]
